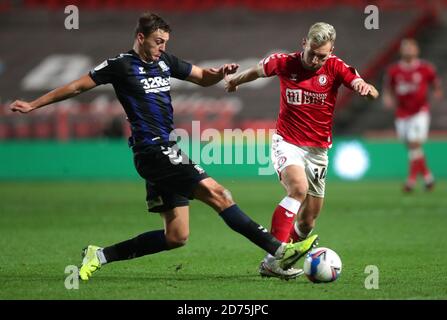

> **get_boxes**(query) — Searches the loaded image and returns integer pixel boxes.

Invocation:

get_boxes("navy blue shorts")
[133,143,208,213]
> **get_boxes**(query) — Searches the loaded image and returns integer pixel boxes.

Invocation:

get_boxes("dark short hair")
[135,12,171,37]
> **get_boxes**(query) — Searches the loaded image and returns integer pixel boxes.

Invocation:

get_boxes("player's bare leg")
[162,207,190,248]
[194,177,318,276]
[404,141,421,192]
[405,141,434,192]
[289,195,324,242]
[260,165,309,279]
[194,178,284,255]
[414,143,435,191]
[271,165,308,242]
[193,177,235,212]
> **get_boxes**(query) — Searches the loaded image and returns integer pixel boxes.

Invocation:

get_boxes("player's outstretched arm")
[10,74,97,113]
[186,63,239,87]
[225,63,264,93]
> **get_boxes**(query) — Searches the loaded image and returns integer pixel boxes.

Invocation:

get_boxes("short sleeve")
[261,53,288,77]
[335,58,362,88]
[162,52,192,80]
[89,58,121,85]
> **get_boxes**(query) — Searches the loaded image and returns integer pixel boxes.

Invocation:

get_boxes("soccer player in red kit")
[383,38,443,192]
[225,22,379,279]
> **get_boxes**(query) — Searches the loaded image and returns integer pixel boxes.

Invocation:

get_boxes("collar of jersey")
[128,49,156,65]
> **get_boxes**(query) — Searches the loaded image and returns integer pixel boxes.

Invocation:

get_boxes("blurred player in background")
[383,38,443,192]
[226,22,379,279]
[9,12,318,281]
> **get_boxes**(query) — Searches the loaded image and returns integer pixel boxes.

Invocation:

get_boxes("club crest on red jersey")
[318,74,328,86]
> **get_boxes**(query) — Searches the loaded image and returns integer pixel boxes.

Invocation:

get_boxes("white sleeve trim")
[258,60,267,77]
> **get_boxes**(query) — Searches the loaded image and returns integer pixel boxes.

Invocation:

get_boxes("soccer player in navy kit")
[10,13,318,281]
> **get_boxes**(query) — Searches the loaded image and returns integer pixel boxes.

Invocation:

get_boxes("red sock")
[289,223,302,243]
[418,156,432,180]
[289,221,312,243]
[407,158,418,185]
[270,205,296,243]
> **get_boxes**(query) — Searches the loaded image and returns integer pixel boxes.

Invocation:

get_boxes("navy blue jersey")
[89,50,192,147]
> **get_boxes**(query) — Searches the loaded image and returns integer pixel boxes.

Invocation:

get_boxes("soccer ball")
[303,247,342,283]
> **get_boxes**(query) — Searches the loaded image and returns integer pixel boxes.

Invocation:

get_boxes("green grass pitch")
[1,179,446,299]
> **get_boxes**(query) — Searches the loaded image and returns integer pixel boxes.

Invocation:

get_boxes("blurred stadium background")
[0,0,447,179]
[1,0,447,180]
[1,0,447,300]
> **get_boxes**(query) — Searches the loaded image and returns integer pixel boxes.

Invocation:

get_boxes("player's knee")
[287,184,308,202]
[195,179,235,211]
[206,184,234,210]
[166,233,189,249]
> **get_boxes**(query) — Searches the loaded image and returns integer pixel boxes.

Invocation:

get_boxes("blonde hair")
[307,22,336,46]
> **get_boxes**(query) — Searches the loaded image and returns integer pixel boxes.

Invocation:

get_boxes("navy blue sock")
[103,230,169,262]
[219,204,282,255]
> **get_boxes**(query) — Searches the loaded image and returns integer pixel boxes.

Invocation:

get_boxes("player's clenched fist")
[209,63,239,78]
[221,63,239,76]
[10,100,34,113]
[353,79,379,99]
[353,79,371,96]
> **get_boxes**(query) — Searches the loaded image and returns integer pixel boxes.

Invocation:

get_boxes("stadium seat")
[0,123,10,139]
[13,122,31,139]
[240,120,276,131]
[33,121,53,139]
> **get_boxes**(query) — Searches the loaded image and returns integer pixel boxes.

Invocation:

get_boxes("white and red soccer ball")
[303,247,342,283]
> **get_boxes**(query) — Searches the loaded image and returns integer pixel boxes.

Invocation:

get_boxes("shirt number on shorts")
[313,167,327,182]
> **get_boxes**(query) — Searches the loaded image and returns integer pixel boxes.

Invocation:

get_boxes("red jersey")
[262,52,361,148]
[386,59,437,118]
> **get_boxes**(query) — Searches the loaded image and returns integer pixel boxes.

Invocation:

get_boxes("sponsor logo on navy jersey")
[140,76,171,93]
